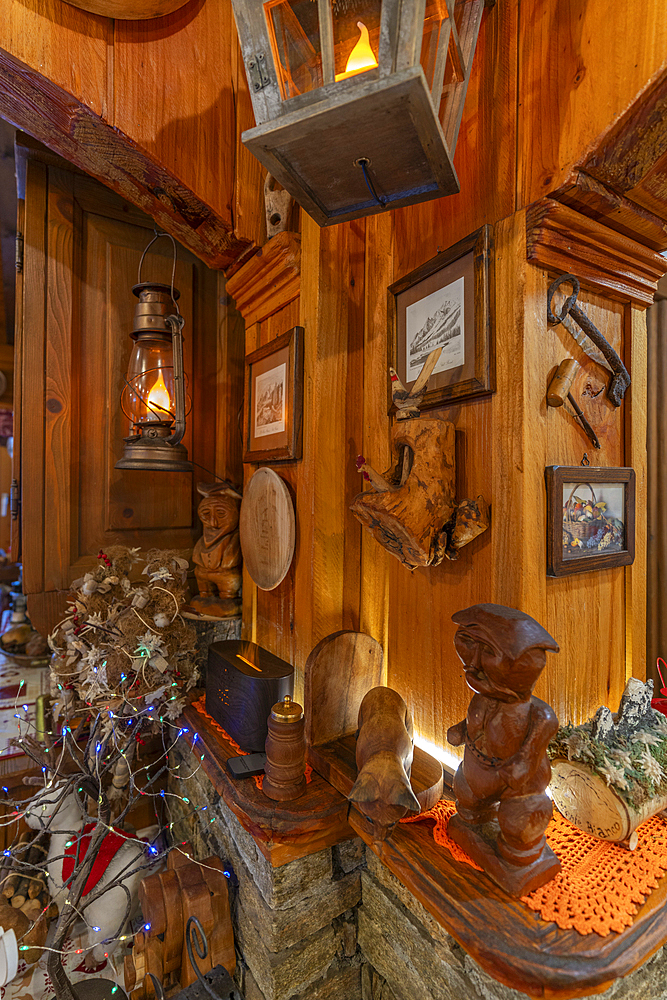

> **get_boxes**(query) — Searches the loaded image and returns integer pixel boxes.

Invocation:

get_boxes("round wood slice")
[240,468,295,591]
[550,759,633,842]
[63,0,191,19]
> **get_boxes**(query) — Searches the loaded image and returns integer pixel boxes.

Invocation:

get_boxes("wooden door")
[15,138,222,636]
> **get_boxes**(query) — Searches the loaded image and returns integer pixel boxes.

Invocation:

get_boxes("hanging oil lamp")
[115,233,192,472]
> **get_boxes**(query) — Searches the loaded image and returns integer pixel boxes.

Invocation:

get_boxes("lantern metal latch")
[247,53,270,92]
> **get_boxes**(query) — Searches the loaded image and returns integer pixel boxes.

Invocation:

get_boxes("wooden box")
[205,640,293,752]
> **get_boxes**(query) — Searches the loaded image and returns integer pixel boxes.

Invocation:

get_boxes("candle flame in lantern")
[335,21,378,81]
[146,371,172,419]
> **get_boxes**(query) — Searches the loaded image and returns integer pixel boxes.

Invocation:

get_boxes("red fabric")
[62,823,138,896]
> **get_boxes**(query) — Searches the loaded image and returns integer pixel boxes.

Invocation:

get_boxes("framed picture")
[545,466,636,577]
[243,326,303,463]
[387,225,494,412]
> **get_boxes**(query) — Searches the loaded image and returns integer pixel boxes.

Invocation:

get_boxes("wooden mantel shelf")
[348,803,667,1000]
[179,699,667,996]
[178,699,352,867]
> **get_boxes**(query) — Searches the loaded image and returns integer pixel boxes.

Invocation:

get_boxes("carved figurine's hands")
[447,720,467,747]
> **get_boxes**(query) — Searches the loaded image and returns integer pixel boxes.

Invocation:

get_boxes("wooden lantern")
[231,0,491,226]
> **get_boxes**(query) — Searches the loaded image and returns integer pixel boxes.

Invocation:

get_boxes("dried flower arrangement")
[48,546,199,727]
[549,679,667,811]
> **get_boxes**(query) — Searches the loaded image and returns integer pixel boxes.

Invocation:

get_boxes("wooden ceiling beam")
[0,46,255,273]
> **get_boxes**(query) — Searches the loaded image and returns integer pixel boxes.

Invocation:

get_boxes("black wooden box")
[205,640,294,752]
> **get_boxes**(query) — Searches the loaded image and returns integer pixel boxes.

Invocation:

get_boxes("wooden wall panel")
[114,0,235,226]
[393,0,518,271]
[2,0,110,116]
[517,0,667,207]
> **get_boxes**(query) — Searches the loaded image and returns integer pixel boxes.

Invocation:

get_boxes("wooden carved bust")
[447,603,561,896]
[191,483,242,619]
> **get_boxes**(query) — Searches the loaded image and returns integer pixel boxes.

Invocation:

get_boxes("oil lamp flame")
[335,21,378,81]
[146,371,172,420]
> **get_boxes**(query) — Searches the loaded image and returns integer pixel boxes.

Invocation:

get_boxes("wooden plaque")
[240,468,296,590]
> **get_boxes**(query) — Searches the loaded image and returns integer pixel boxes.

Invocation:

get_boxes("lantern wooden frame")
[231,0,492,226]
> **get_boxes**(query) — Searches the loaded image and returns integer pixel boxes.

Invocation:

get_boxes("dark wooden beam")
[0,46,255,272]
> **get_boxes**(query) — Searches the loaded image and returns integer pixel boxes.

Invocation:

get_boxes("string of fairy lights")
[0,669,228,960]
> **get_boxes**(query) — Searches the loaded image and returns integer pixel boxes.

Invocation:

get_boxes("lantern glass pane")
[123,337,176,429]
[264,0,323,99]
[420,0,449,90]
[331,0,381,82]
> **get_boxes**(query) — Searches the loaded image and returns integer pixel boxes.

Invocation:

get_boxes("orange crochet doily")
[402,799,667,937]
[191,695,312,791]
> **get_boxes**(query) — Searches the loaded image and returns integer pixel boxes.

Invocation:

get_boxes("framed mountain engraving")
[388,225,494,412]
[243,326,303,463]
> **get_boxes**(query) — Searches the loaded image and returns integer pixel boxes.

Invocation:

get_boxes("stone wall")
[167,748,667,1000]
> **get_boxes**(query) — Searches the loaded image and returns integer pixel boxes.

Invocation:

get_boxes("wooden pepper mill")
[263,695,307,801]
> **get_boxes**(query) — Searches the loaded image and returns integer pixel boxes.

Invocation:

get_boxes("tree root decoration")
[351,418,489,570]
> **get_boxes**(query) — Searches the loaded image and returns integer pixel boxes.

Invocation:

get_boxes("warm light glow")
[335,21,378,81]
[413,733,461,776]
[145,371,172,421]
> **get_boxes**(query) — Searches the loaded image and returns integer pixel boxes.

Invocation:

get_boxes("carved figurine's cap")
[451,604,559,659]
[196,480,242,500]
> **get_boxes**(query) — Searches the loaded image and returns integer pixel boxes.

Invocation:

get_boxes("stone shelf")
[349,802,667,999]
[179,699,667,996]
[178,699,353,867]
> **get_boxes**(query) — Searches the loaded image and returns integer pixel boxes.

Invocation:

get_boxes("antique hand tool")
[546,274,630,407]
[547,359,601,449]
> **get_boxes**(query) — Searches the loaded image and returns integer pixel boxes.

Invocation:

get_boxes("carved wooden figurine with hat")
[447,604,561,896]
[191,482,243,619]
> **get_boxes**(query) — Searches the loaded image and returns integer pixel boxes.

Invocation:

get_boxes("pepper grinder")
[263,695,306,801]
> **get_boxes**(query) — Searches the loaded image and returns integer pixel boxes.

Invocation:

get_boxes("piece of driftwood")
[263,696,307,802]
[264,175,293,240]
[191,483,243,620]
[348,687,422,842]
[447,603,561,897]
[351,349,489,569]
[550,678,667,848]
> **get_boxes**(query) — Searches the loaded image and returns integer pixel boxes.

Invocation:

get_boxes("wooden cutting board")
[240,468,296,590]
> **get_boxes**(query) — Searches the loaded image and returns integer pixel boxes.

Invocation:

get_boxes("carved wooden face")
[197,496,239,535]
[454,627,546,702]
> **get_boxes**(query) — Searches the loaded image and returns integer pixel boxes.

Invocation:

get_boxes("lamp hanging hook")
[137,230,180,315]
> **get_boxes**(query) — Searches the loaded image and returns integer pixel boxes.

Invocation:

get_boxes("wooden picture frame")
[387,224,494,412]
[545,466,636,577]
[243,326,303,463]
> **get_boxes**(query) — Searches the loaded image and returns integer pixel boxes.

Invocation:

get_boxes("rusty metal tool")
[547,359,601,449]
[546,274,630,406]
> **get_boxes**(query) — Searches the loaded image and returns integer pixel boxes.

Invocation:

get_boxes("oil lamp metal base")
[115,434,192,472]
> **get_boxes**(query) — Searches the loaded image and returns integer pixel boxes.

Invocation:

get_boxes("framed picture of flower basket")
[545,466,636,577]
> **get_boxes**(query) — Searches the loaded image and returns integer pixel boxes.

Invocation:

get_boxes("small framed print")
[387,225,494,412]
[243,326,303,463]
[545,466,636,577]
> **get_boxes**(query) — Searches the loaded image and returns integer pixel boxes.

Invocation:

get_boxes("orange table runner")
[402,799,667,936]
[191,695,312,790]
